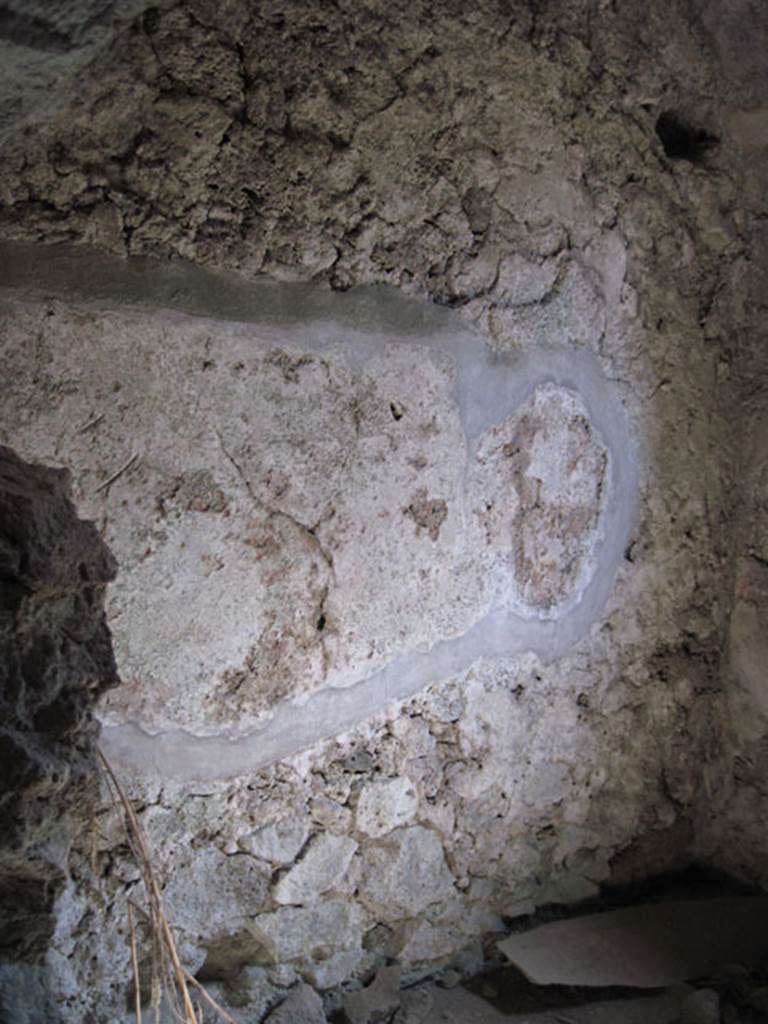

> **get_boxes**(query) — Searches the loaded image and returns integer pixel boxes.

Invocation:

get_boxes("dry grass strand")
[97,747,240,1024]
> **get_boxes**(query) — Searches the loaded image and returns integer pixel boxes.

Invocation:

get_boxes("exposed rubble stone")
[240,816,311,865]
[398,922,465,965]
[162,847,271,936]
[249,899,367,964]
[358,826,455,920]
[273,833,358,905]
[265,982,328,1024]
[311,796,353,834]
[355,777,419,838]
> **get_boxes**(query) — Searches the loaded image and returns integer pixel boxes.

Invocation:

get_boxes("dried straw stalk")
[97,747,240,1024]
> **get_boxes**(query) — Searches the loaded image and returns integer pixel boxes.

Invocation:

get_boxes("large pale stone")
[162,849,270,937]
[355,777,418,837]
[0,282,632,779]
[249,900,366,963]
[273,833,358,905]
[358,827,455,919]
[241,817,310,865]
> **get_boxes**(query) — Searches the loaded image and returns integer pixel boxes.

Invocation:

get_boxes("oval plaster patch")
[471,383,608,618]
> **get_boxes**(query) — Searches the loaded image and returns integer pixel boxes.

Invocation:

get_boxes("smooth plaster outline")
[0,243,639,781]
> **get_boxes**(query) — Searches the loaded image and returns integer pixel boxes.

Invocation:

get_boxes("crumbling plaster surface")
[0,0,765,1020]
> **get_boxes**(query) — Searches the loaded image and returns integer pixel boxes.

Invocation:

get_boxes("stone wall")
[0,0,767,1021]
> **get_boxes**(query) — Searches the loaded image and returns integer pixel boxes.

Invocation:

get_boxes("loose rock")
[342,965,402,1024]
[265,982,327,1024]
[358,827,455,919]
[356,777,419,838]
[274,833,359,905]
[241,817,311,865]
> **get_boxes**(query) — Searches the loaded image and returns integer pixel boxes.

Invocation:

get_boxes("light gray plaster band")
[0,243,639,781]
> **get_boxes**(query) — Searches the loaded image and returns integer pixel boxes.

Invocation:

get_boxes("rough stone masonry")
[0,0,767,1021]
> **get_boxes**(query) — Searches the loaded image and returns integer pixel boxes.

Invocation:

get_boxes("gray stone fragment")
[343,965,402,1024]
[355,777,418,837]
[241,817,310,865]
[274,833,358,905]
[680,988,721,1024]
[311,796,353,833]
[358,827,455,919]
[393,985,434,1024]
[162,849,270,936]
[301,948,368,990]
[265,982,327,1024]
[249,900,366,963]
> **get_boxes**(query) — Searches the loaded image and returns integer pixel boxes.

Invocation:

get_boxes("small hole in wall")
[316,614,326,632]
[655,111,718,163]
[390,401,404,421]
[143,7,160,33]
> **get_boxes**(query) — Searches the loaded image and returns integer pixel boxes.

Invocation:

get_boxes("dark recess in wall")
[655,111,719,162]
